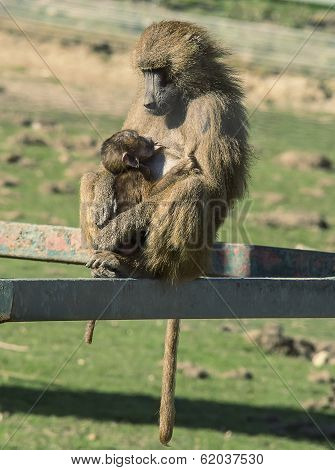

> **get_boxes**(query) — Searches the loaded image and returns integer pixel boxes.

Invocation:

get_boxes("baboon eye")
[148,68,170,88]
[158,68,170,87]
[141,68,171,88]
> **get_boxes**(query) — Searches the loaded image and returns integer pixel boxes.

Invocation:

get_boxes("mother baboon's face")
[142,68,181,116]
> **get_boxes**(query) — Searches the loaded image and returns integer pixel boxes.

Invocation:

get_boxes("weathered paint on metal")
[0,280,13,323]
[1,221,335,277]
[0,221,87,264]
[211,242,335,278]
[1,277,335,323]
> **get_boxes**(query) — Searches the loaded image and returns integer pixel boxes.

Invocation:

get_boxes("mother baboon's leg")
[145,175,211,281]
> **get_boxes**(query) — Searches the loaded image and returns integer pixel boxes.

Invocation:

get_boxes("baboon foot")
[87,251,135,278]
[86,250,120,270]
[91,267,118,278]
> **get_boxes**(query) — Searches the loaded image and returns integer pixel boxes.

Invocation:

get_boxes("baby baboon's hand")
[95,201,154,251]
[174,155,200,175]
[93,200,117,228]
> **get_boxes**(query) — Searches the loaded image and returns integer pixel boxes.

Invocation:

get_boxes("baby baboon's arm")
[96,199,154,251]
[92,168,117,228]
[95,170,202,253]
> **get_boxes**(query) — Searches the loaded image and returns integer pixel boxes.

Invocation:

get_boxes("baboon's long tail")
[159,318,180,445]
[84,320,96,344]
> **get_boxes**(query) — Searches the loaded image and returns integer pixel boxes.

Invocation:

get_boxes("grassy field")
[1,106,335,450]
[7,0,333,32]
[156,0,335,31]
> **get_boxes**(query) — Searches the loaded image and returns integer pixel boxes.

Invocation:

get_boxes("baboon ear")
[122,152,139,168]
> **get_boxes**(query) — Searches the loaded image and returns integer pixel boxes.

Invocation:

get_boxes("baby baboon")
[83,129,156,344]
[81,20,251,445]
[91,130,156,254]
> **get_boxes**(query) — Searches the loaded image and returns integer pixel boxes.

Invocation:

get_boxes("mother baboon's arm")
[94,164,206,252]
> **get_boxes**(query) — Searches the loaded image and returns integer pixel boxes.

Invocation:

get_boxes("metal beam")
[1,221,335,278]
[0,221,86,264]
[1,277,335,323]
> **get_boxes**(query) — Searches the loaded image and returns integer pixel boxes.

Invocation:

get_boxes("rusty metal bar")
[1,221,335,278]
[0,221,87,265]
[0,277,335,323]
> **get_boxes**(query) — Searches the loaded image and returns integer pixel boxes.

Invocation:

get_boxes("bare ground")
[0,26,334,119]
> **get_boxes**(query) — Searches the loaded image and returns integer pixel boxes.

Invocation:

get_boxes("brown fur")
[81,129,197,342]
[81,21,251,445]
[82,130,155,343]
[159,318,180,445]
[96,21,250,280]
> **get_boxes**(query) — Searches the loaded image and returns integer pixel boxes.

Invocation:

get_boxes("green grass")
[1,108,335,449]
[223,110,335,249]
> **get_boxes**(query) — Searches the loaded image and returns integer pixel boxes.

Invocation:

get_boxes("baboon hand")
[94,221,121,251]
[93,200,117,228]
[86,250,120,270]
[186,154,200,173]
[95,202,154,251]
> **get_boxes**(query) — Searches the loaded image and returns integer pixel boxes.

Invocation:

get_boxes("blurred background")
[1,0,335,450]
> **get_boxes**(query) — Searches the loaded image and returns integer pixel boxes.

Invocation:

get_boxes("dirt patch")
[1,26,335,119]
[319,176,334,188]
[245,71,335,115]
[222,368,253,380]
[277,150,333,171]
[245,323,335,369]
[0,210,24,221]
[260,192,285,205]
[251,210,329,230]
[245,323,315,359]
[299,187,325,198]
[220,322,239,333]
[21,118,58,130]
[303,383,335,412]
[39,212,66,226]
[14,132,49,147]
[60,135,98,152]
[58,153,71,164]
[65,161,98,179]
[0,176,21,188]
[2,154,35,168]
[90,41,113,56]
[40,181,75,195]
[308,370,332,384]
[0,29,135,117]
[177,361,210,379]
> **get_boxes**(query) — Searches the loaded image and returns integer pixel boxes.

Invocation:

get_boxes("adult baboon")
[95,21,250,279]
[81,21,251,444]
